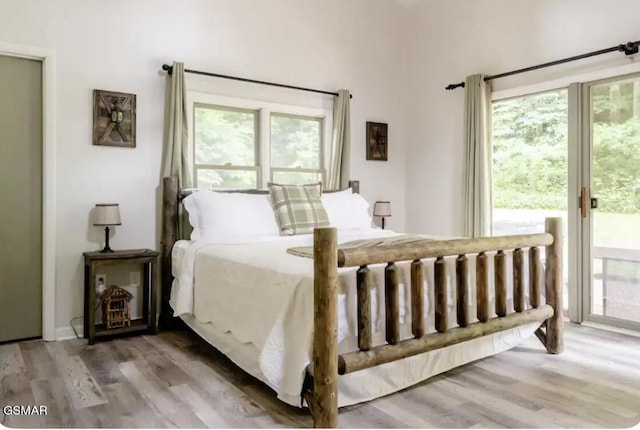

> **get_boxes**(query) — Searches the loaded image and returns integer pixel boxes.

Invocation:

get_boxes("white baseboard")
[55,325,83,341]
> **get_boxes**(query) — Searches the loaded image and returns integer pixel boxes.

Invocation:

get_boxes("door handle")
[590,197,598,209]
[581,186,589,218]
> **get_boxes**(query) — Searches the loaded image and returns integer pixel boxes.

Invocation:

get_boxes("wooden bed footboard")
[310,218,564,428]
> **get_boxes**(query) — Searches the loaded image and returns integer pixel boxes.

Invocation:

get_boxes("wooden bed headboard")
[159,177,360,326]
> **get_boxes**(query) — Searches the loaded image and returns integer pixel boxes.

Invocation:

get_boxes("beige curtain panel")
[463,74,492,238]
[328,89,351,190]
[162,61,192,239]
[162,61,193,189]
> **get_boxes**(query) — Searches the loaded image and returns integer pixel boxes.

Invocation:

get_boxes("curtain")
[161,61,192,239]
[463,74,492,237]
[327,89,351,190]
[162,61,192,189]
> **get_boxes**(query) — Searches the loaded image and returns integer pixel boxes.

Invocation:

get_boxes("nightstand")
[83,249,159,344]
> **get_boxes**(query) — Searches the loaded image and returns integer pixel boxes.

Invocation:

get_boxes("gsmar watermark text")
[3,405,48,415]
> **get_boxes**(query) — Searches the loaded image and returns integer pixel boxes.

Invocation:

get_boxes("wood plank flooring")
[1,323,639,428]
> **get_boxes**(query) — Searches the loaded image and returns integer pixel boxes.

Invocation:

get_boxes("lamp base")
[100,226,114,253]
[382,217,386,230]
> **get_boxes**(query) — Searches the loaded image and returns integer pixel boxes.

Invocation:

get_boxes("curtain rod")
[445,40,640,91]
[161,64,352,99]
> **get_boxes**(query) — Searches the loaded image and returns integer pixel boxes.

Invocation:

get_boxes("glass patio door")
[583,74,640,330]
[492,89,570,313]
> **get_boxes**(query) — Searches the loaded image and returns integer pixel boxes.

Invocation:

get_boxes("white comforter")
[170,228,536,405]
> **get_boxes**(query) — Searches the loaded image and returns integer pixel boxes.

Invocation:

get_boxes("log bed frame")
[161,177,564,428]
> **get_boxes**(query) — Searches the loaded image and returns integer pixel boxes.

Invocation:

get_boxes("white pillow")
[183,190,280,241]
[321,189,373,230]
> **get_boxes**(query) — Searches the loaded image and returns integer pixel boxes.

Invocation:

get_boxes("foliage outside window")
[194,104,324,189]
[194,104,259,189]
[270,113,323,185]
[591,81,640,214]
[491,90,569,240]
[492,90,568,213]
[493,83,640,216]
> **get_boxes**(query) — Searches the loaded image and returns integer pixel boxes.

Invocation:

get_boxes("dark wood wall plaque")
[93,89,136,147]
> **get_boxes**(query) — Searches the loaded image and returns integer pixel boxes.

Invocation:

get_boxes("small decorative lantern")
[101,285,133,329]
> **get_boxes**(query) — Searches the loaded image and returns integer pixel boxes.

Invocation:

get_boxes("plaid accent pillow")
[268,182,330,235]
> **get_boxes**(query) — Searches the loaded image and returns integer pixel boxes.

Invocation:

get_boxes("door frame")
[0,42,56,341]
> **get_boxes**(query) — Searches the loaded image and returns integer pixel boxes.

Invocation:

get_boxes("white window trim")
[186,91,333,189]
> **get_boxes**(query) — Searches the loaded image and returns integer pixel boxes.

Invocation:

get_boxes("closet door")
[0,55,43,342]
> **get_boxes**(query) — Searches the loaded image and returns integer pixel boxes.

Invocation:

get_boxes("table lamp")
[373,201,391,230]
[94,203,121,252]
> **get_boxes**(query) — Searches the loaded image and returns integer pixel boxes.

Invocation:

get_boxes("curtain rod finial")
[162,64,173,75]
[620,41,640,56]
[445,82,465,90]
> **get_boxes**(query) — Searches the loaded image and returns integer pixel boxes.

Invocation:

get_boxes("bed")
[160,177,564,428]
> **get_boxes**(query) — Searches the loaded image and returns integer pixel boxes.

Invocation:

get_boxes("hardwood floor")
[1,323,639,428]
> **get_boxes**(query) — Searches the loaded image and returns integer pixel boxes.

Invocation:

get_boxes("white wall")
[0,0,410,336]
[405,0,640,236]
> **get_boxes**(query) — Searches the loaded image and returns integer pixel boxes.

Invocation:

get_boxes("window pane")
[197,169,257,190]
[590,78,640,321]
[492,90,569,312]
[492,90,568,236]
[272,170,322,185]
[271,114,321,169]
[195,105,257,166]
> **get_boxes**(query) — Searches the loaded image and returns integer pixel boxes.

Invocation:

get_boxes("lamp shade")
[94,203,122,226]
[373,201,391,217]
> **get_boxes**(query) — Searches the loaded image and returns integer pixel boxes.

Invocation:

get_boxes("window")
[270,113,323,185]
[491,89,568,236]
[491,89,569,312]
[191,95,329,189]
[194,104,259,189]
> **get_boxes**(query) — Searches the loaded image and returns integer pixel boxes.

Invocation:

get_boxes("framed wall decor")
[93,89,136,148]
[366,121,388,161]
